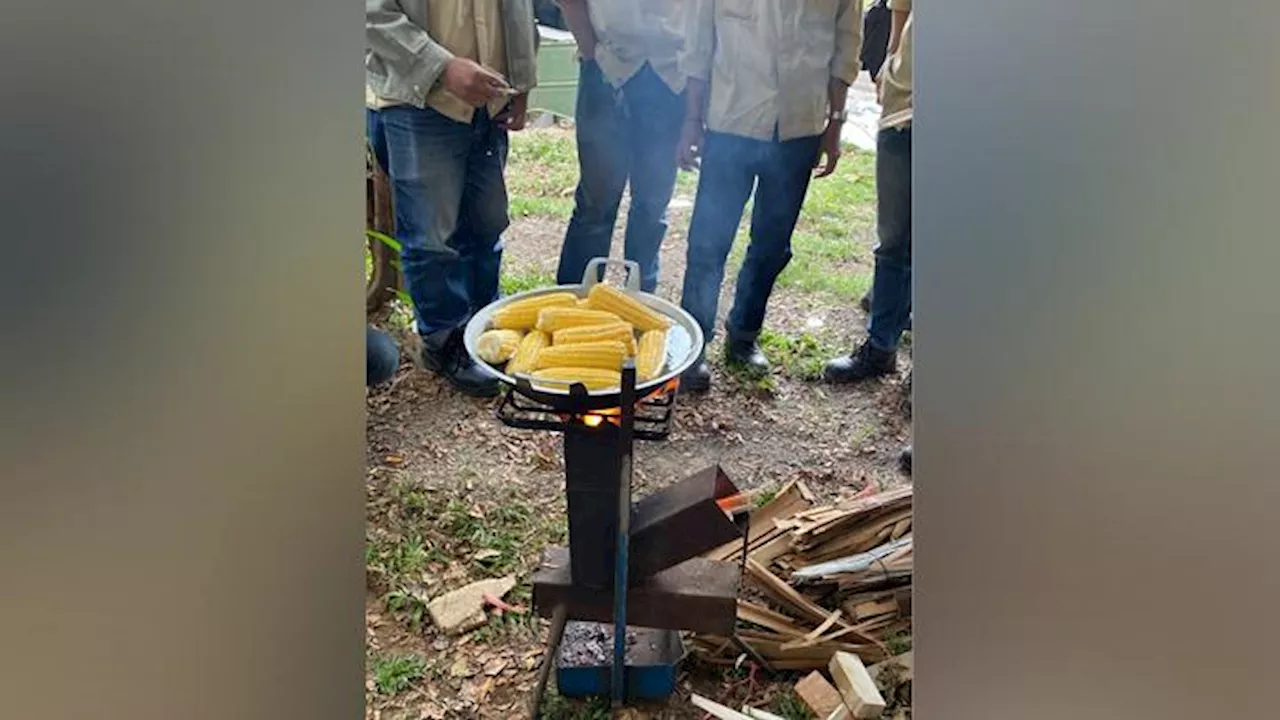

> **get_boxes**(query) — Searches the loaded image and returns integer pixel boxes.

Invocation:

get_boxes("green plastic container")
[531,26,580,120]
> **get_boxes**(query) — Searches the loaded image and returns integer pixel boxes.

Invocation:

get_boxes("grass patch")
[440,499,566,578]
[757,328,842,381]
[539,691,611,720]
[768,689,818,719]
[886,630,914,656]
[507,129,579,220]
[369,653,426,696]
[501,267,557,296]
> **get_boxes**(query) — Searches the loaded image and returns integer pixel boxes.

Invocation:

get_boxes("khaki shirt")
[879,0,913,130]
[366,0,538,123]
[680,0,864,142]
[587,0,687,94]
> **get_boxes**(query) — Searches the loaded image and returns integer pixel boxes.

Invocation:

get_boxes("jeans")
[867,126,912,351]
[366,325,400,387]
[680,131,822,347]
[556,62,684,292]
[373,105,509,336]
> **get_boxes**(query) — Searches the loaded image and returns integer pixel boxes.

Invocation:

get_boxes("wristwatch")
[828,109,849,123]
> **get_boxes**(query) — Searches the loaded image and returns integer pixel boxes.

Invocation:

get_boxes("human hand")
[440,57,510,107]
[676,119,705,171]
[493,92,529,131]
[813,121,844,178]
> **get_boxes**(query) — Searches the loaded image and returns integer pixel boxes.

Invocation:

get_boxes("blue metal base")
[555,624,683,702]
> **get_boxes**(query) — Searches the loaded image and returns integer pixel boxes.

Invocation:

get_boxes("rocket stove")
[498,363,746,713]
[464,260,755,714]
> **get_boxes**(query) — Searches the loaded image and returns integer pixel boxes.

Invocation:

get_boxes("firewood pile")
[690,480,913,672]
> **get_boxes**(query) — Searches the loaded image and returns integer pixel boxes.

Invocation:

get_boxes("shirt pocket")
[719,0,757,22]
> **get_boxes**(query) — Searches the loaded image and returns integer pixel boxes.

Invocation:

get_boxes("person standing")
[366,1,538,397]
[675,0,865,392]
[553,0,688,293]
[823,0,913,385]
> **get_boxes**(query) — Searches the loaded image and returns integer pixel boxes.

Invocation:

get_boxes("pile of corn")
[474,284,674,393]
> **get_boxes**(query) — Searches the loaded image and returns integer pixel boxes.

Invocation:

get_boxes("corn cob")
[491,292,578,330]
[476,329,524,365]
[551,322,638,355]
[530,367,622,392]
[534,340,627,372]
[506,330,549,376]
[534,306,623,333]
[635,329,668,381]
[584,283,672,332]
[575,298,592,308]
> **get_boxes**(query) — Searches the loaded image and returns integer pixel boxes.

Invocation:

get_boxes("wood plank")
[852,599,899,621]
[690,694,754,720]
[890,517,912,540]
[829,651,887,719]
[737,600,810,638]
[750,533,796,565]
[794,671,849,720]
[744,559,882,648]
[741,706,789,720]
[780,609,843,650]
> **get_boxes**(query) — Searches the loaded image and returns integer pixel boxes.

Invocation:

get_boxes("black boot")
[724,335,770,373]
[899,445,912,475]
[420,328,500,398]
[680,359,712,393]
[821,340,897,384]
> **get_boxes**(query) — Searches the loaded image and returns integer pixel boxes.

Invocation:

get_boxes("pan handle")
[582,257,642,292]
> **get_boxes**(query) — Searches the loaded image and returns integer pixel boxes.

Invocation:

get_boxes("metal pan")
[463,258,704,411]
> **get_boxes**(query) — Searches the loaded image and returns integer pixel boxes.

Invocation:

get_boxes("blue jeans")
[867,127,912,351]
[372,105,509,336]
[680,131,822,346]
[556,62,684,292]
[366,325,400,387]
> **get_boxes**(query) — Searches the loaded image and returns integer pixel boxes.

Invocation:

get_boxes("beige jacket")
[879,0,913,130]
[366,0,538,122]
[680,0,864,141]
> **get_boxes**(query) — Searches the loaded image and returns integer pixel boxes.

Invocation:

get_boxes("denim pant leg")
[458,112,510,315]
[680,132,758,349]
[556,60,628,287]
[366,108,389,172]
[366,325,400,387]
[726,134,822,340]
[867,127,912,351]
[621,65,684,293]
[380,105,473,336]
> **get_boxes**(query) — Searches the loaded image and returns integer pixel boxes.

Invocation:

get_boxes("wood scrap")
[794,671,849,720]
[426,576,515,634]
[690,693,754,720]
[740,706,788,720]
[829,651,887,719]
[691,486,913,671]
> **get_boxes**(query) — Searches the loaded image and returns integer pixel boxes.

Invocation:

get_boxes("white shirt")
[586,0,687,93]
[680,0,865,141]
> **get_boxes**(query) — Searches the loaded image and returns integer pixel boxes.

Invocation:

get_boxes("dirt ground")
[366,128,912,719]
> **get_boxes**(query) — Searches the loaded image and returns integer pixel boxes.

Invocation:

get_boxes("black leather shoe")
[899,445,912,475]
[421,328,500,398]
[680,361,712,393]
[724,336,770,372]
[821,341,897,384]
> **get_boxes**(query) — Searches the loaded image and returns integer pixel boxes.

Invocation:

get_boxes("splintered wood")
[690,482,912,672]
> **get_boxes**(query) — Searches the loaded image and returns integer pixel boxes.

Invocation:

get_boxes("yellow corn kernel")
[534,306,623,333]
[475,329,523,365]
[530,367,622,392]
[584,283,672,332]
[491,292,578,330]
[551,322,637,355]
[534,340,627,372]
[635,329,668,381]
[506,330,550,376]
